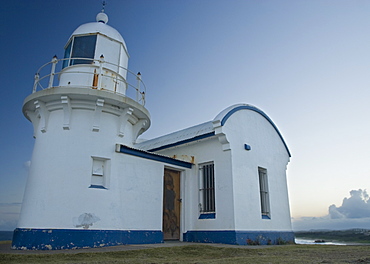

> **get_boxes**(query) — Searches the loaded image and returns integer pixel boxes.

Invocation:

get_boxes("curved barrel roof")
[136,104,291,157]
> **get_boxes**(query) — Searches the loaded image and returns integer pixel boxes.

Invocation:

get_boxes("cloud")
[328,205,345,219]
[329,189,370,219]
[293,189,370,231]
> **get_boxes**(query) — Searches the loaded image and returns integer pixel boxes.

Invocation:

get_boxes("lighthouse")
[13,10,294,250]
[12,12,154,250]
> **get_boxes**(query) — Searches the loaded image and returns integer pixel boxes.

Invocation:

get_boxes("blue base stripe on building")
[183,230,295,245]
[12,228,163,250]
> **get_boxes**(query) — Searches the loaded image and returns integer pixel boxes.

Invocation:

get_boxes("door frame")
[162,167,184,241]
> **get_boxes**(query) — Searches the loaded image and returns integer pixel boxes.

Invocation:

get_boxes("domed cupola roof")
[69,12,127,50]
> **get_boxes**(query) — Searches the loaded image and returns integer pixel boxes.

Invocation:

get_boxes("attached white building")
[12,12,294,250]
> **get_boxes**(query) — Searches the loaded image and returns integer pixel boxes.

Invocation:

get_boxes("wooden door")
[162,169,181,240]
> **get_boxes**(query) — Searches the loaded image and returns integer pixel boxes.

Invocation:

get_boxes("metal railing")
[32,56,147,106]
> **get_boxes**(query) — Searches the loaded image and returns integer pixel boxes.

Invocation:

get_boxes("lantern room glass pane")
[70,35,97,66]
[62,41,72,68]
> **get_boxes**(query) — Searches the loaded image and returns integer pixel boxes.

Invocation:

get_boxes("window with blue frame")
[89,157,108,189]
[199,162,215,218]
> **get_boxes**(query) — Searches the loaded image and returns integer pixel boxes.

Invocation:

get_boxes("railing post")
[48,55,58,88]
[136,72,141,102]
[98,55,104,90]
[33,73,40,93]
[141,91,145,106]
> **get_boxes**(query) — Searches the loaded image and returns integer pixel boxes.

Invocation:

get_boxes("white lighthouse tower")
[13,8,294,250]
[13,12,153,249]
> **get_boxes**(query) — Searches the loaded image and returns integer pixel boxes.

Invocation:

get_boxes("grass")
[1,244,370,264]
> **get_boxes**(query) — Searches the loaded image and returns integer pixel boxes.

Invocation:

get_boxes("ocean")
[295,238,347,245]
[0,231,13,241]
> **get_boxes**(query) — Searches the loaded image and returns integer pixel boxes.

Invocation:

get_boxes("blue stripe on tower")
[12,228,163,250]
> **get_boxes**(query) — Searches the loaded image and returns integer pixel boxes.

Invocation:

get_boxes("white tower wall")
[18,89,150,229]
[13,13,155,250]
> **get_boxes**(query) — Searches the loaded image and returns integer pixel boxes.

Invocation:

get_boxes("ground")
[1,241,370,263]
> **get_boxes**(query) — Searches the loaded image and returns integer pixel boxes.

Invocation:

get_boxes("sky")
[1,0,370,231]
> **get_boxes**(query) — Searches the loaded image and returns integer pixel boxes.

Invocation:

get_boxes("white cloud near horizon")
[329,189,370,219]
[293,189,370,231]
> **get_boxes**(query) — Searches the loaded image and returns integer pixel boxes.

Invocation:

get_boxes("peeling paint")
[45,244,52,250]
[171,154,195,164]
[12,228,163,250]
[73,213,100,229]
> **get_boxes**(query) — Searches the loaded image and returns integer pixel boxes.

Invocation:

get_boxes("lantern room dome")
[59,13,130,96]
[70,21,127,50]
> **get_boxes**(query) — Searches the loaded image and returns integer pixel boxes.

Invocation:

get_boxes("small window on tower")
[90,157,109,189]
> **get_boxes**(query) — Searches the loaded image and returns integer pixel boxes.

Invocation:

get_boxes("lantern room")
[59,12,129,95]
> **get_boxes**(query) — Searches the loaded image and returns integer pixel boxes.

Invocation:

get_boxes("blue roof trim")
[148,132,215,152]
[118,145,193,169]
[221,105,291,157]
